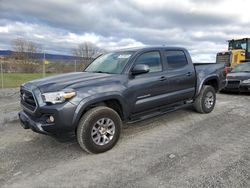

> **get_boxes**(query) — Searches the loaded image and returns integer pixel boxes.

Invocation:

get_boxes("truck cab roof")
[114,46,187,53]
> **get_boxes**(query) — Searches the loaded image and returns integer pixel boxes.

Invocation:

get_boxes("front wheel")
[194,85,216,114]
[77,106,122,154]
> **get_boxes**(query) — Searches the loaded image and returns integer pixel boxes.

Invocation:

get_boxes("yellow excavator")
[216,38,250,69]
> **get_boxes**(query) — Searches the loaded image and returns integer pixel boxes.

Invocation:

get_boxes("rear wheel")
[194,85,216,114]
[77,106,122,154]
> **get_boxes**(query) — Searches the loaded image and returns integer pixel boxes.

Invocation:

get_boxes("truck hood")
[27,72,114,93]
[227,72,250,80]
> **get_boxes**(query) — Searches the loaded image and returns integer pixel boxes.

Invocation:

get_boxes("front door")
[126,50,168,113]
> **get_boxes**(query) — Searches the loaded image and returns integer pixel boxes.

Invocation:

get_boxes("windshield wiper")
[231,70,250,73]
[92,71,112,74]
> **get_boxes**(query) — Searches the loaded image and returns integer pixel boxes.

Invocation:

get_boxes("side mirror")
[131,64,150,75]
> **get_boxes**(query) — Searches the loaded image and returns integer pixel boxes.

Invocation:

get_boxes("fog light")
[47,115,55,123]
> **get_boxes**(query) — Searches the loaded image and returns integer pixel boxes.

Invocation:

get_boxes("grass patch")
[0,73,55,88]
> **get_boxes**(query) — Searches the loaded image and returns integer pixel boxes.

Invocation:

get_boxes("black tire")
[194,85,216,114]
[77,106,122,154]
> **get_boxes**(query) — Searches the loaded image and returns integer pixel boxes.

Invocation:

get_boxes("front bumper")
[19,111,53,135]
[19,100,78,135]
[224,83,250,92]
[19,84,80,136]
[239,84,250,92]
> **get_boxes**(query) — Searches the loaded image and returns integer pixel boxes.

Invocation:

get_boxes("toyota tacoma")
[19,47,226,153]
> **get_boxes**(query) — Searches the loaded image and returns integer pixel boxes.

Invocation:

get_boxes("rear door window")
[164,51,188,69]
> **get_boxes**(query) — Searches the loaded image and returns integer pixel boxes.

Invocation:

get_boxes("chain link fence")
[0,59,89,88]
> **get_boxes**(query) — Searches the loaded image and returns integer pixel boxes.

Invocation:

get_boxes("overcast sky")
[0,0,249,62]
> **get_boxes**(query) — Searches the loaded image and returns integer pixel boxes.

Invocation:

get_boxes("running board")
[127,103,192,124]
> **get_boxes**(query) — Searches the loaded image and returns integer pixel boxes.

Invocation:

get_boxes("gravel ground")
[0,89,249,188]
[0,88,20,130]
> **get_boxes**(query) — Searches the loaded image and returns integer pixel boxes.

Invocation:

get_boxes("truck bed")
[194,63,226,95]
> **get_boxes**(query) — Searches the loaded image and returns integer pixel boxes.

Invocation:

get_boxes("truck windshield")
[84,51,133,74]
[231,63,250,72]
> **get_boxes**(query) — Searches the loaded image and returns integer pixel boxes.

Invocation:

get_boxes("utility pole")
[74,60,77,72]
[0,62,3,89]
[43,51,45,77]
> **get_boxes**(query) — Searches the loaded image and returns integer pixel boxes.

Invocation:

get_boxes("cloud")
[0,0,249,62]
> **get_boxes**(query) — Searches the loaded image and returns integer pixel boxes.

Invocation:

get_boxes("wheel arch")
[197,76,219,96]
[72,94,128,129]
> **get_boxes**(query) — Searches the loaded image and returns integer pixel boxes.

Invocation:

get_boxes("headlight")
[242,79,250,84]
[241,52,246,56]
[42,90,76,104]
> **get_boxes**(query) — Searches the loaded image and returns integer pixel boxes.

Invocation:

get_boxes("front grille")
[227,80,240,89]
[20,88,37,112]
[216,54,231,67]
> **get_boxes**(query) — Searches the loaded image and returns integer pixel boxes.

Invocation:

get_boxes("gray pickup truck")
[19,47,226,153]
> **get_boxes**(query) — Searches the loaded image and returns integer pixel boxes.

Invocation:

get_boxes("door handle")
[159,76,167,81]
[186,72,192,76]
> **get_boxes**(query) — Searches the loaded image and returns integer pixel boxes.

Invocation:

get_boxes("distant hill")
[0,50,12,56]
[0,50,81,61]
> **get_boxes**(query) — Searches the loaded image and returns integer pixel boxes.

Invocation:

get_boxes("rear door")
[163,50,196,102]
